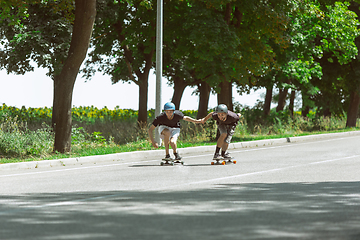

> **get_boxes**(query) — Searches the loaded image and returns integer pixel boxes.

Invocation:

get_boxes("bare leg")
[161,129,171,156]
[170,137,177,153]
[217,132,230,154]
[217,133,227,149]
[221,142,229,153]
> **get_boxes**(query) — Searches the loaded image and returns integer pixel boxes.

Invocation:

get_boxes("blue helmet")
[164,102,175,110]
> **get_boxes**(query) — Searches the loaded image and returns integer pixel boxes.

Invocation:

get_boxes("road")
[1,134,360,240]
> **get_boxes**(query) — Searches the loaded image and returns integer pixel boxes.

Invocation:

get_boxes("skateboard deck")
[160,159,184,166]
[211,158,236,165]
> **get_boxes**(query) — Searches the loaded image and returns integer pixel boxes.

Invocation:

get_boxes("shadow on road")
[129,163,212,167]
[1,182,360,240]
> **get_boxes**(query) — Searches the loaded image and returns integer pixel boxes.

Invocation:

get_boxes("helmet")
[215,104,228,113]
[163,102,175,110]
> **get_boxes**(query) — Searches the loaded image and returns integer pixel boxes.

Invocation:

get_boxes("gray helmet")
[215,104,228,113]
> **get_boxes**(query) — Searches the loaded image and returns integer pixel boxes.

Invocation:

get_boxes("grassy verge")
[1,127,358,164]
[1,104,359,164]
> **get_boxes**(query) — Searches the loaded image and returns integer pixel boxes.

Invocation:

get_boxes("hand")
[151,141,159,148]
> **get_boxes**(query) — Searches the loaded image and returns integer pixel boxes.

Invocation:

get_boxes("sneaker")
[174,152,182,160]
[222,152,232,160]
[163,154,172,160]
[213,153,223,160]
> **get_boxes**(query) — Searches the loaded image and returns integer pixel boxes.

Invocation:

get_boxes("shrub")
[0,103,358,160]
[0,121,53,158]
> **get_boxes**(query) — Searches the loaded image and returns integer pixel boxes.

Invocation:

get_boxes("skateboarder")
[148,102,202,160]
[201,104,241,160]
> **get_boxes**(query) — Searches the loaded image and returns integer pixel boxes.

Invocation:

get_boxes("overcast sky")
[0,67,263,110]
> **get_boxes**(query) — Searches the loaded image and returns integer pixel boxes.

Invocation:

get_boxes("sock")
[221,150,225,156]
[215,147,221,154]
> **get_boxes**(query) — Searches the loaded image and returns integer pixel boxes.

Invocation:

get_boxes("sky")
[0,67,264,110]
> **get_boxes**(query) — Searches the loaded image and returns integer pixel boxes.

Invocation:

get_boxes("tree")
[83,0,154,126]
[162,0,293,113]
[0,0,96,153]
[53,0,96,152]
[263,0,359,119]
[310,1,359,117]
[162,0,241,112]
[205,0,293,110]
[346,2,360,127]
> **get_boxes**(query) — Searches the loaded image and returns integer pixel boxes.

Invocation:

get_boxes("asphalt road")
[1,134,360,240]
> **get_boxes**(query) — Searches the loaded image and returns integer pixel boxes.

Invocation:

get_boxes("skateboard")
[160,158,184,166]
[211,158,236,165]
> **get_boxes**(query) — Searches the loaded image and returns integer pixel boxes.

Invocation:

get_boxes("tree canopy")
[1,0,360,142]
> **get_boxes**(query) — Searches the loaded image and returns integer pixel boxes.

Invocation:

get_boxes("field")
[0,103,359,163]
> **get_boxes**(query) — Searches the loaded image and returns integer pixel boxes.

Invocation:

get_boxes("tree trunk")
[323,106,331,117]
[264,86,273,116]
[289,89,296,118]
[276,88,288,112]
[171,76,188,110]
[346,86,360,127]
[137,73,149,127]
[136,45,153,125]
[197,80,211,119]
[53,0,96,153]
[347,1,360,128]
[301,90,310,117]
[217,80,233,111]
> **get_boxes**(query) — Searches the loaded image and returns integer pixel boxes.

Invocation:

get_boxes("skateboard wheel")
[233,160,237,164]
[160,162,164,166]
[221,161,226,165]
[211,162,214,165]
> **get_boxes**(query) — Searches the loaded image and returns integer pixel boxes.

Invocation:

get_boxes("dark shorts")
[218,124,236,144]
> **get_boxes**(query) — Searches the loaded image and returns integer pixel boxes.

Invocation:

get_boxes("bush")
[0,120,53,158]
[0,103,358,160]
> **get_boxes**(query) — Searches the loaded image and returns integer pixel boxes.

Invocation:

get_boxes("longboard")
[160,159,184,166]
[211,158,236,165]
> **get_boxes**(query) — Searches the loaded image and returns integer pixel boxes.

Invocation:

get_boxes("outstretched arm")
[201,112,213,124]
[183,116,202,124]
[148,124,159,148]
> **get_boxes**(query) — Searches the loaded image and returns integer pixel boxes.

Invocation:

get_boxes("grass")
[1,105,359,164]
[1,126,359,164]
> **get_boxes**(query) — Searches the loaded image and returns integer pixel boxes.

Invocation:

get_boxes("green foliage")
[71,126,87,144]
[0,0,31,27]
[1,0,360,160]
[241,103,351,136]
[258,0,360,118]
[0,103,358,162]
[162,0,294,91]
[83,0,156,83]
[91,131,106,144]
[0,104,52,123]
[0,117,53,158]
[0,0,73,77]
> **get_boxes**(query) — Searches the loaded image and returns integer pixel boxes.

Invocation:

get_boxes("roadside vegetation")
[1,103,359,164]
[1,1,360,155]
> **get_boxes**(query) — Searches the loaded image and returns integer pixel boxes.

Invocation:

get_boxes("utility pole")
[155,0,163,144]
